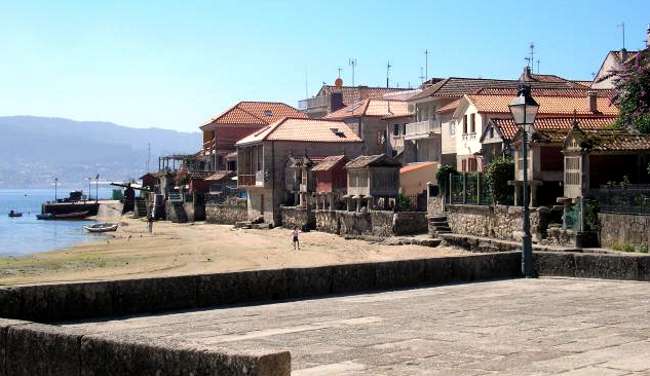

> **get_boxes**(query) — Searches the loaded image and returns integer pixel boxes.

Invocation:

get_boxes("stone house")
[312,155,349,210]
[452,90,618,173]
[298,78,409,118]
[324,98,411,156]
[509,116,617,206]
[344,154,401,211]
[199,101,306,172]
[236,117,363,225]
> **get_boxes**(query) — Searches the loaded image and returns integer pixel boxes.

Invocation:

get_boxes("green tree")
[612,49,650,133]
[485,156,514,205]
[435,164,458,197]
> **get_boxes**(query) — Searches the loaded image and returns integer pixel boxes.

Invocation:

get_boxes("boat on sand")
[83,223,119,233]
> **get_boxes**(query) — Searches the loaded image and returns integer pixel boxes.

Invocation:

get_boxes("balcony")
[404,119,440,140]
[238,170,266,187]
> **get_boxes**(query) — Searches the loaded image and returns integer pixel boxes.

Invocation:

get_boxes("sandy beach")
[0,218,467,286]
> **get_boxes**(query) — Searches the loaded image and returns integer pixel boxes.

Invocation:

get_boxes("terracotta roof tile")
[436,99,461,113]
[205,171,235,181]
[202,101,306,128]
[324,99,411,120]
[400,161,436,174]
[236,118,362,146]
[572,128,650,152]
[312,155,346,172]
[493,116,617,142]
[466,94,618,116]
[318,85,409,106]
[345,154,401,169]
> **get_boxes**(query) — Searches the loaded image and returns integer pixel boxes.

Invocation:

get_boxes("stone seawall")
[205,199,247,224]
[446,204,546,241]
[0,318,289,376]
[315,210,427,237]
[0,253,521,323]
[280,206,315,230]
[599,212,650,248]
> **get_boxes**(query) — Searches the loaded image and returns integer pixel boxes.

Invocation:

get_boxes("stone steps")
[428,216,452,236]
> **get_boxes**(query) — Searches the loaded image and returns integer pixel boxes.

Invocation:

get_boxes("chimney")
[330,92,344,113]
[587,91,598,113]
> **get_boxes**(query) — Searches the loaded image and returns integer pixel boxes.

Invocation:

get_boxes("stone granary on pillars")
[200,101,307,172]
[236,117,363,225]
[284,154,323,207]
[311,155,349,210]
[509,116,617,207]
[562,125,650,200]
[344,154,401,212]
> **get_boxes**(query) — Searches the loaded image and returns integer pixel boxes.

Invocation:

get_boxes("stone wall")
[427,196,444,217]
[446,204,548,242]
[280,206,315,230]
[205,198,247,225]
[599,212,650,248]
[339,211,372,235]
[165,201,188,223]
[0,254,522,323]
[393,211,429,235]
[314,210,427,237]
[0,319,289,376]
[315,210,340,234]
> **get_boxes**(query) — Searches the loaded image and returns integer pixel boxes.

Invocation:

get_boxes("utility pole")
[348,58,357,86]
[617,22,626,50]
[386,60,392,88]
[424,49,429,82]
[536,59,540,74]
[419,67,425,84]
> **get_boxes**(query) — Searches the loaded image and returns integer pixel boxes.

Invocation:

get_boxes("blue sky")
[0,0,648,132]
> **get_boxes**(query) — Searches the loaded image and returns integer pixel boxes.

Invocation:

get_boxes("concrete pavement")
[63,278,650,375]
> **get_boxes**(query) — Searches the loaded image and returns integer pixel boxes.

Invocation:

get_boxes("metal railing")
[448,173,493,206]
[404,119,440,140]
[589,186,650,215]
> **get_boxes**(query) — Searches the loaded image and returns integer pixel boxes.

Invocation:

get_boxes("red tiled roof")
[400,162,436,174]
[474,87,613,97]
[201,101,306,128]
[466,94,618,116]
[205,171,235,181]
[436,99,461,113]
[324,99,411,120]
[345,154,401,169]
[236,117,362,146]
[318,85,408,106]
[491,116,617,142]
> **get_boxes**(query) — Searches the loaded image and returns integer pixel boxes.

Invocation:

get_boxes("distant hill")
[0,116,200,188]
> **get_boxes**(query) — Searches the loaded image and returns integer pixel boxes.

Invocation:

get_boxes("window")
[402,123,406,135]
[393,124,400,136]
[461,159,467,172]
[463,115,468,134]
[470,114,476,134]
[449,121,455,135]
[489,126,494,139]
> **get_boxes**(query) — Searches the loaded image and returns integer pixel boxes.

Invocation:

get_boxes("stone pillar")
[329,193,335,210]
[346,197,353,211]
[356,196,362,212]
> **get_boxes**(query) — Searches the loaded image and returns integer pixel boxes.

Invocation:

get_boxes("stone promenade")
[63,278,650,375]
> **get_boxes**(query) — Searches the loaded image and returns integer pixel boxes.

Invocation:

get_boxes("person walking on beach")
[292,226,301,250]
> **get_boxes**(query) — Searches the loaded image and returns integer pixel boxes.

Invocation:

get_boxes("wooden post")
[477,173,481,204]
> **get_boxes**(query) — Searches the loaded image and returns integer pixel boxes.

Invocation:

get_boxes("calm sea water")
[0,188,114,256]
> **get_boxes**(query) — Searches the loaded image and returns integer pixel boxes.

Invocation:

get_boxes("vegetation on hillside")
[612,49,650,133]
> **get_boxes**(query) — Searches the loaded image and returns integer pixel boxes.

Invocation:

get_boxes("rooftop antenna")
[304,68,309,97]
[386,60,392,88]
[617,22,626,50]
[418,67,425,84]
[424,49,429,82]
[536,59,540,74]
[528,42,535,69]
[337,67,342,78]
[348,58,357,86]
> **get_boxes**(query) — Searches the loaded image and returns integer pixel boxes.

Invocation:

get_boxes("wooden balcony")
[238,171,265,187]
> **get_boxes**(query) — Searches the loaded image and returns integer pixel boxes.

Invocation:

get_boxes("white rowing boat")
[83,223,119,233]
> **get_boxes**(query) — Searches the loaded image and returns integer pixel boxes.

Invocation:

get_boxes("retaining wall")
[280,206,315,230]
[314,210,427,237]
[0,318,289,376]
[446,204,548,242]
[599,212,650,249]
[165,201,188,223]
[0,253,521,323]
[205,199,247,224]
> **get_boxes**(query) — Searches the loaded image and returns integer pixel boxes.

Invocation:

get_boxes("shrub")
[485,156,514,205]
[397,193,412,211]
[639,244,649,254]
[435,164,458,197]
[612,49,650,133]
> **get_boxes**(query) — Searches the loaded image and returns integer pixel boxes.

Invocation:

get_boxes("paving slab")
[61,278,650,375]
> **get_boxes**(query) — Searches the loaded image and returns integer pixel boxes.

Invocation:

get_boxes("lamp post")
[95,174,100,203]
[54,177,58,201]
[508,84,539,278]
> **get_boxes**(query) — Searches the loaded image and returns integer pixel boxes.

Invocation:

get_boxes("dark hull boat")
[8,211,23,218]
[36,211,90,220]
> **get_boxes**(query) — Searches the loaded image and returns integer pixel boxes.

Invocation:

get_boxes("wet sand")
[0,218,467,286]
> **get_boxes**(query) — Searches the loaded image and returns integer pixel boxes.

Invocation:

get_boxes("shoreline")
[0,217,467,286]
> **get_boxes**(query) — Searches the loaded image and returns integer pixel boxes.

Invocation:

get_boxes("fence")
[448,173,493,205]
[589,186,650,215]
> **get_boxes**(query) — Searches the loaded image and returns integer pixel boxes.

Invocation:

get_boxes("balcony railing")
[238,171,266,187]
[404,119,440,140]
[298,95,330,111]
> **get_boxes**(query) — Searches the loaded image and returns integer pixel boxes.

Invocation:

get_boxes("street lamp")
[508,84,539,278]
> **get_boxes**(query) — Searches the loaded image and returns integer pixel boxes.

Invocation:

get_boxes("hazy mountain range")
[0,116,200,188]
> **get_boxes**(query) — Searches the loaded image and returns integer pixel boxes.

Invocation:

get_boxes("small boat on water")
[8,210,23,218]
[36,211,90,220]
[84,223,119,233]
